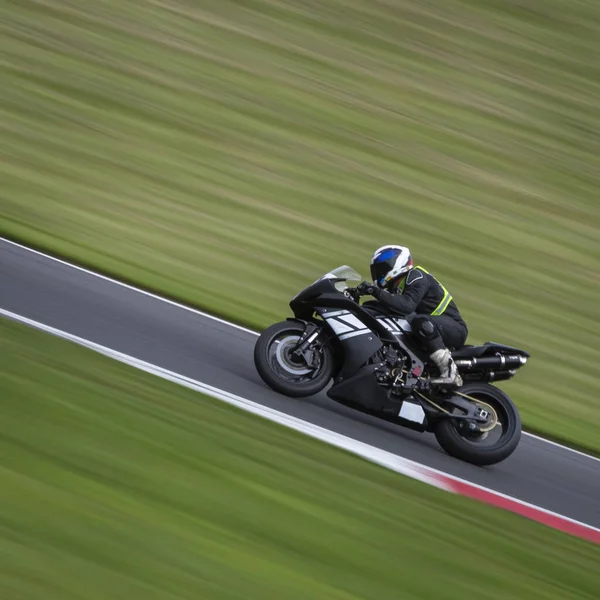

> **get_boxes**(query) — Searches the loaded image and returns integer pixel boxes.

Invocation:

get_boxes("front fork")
[290,322,322,367]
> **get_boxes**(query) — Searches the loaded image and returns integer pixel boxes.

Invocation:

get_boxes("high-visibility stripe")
[432,289,452,316]
[413,265,453,316]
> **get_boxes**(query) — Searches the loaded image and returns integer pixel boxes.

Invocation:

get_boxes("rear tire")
[433,383,521,466]
[254,321,335,398]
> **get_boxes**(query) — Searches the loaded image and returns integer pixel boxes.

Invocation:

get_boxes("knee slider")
[413,316,436,339]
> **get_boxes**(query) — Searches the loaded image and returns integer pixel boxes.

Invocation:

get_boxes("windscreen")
[319,265,362,291]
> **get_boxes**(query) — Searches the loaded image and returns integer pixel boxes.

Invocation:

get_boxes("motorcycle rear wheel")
[433,382,521,466]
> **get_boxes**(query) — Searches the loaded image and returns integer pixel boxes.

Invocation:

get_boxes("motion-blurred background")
[2,1,600,598]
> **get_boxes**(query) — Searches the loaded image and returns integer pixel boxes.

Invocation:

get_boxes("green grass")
[1,318,600,599]
[1,0,600,451]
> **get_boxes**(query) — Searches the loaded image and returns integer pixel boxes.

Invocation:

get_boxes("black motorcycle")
[253,266,529,466]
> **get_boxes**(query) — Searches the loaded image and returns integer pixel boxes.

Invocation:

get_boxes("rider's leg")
[411,315,465,386]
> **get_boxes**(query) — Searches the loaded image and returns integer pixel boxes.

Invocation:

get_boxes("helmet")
[370,245,414,289]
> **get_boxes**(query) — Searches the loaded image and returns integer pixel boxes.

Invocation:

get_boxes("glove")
[357,281,381,298]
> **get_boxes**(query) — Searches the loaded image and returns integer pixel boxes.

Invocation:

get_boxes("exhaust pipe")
[463,369,517,383]
[455,354,527,371]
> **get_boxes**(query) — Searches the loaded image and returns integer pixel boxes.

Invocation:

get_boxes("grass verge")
[2,0,600,451]
[2,318,600,599]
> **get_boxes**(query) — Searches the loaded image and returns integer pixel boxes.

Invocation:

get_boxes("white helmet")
[370,245,414,289]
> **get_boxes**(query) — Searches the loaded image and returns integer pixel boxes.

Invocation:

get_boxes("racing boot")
[429,348,463,388]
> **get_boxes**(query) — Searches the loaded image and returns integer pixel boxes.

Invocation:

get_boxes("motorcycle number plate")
[399,402,426,424]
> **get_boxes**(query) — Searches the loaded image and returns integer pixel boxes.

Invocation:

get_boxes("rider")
[358,245,467,387]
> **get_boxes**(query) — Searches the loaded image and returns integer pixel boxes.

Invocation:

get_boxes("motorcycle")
[253,266,529,466]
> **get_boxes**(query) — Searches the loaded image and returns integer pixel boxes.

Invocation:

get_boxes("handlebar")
[345,287,356,300]
[345,287,362,303]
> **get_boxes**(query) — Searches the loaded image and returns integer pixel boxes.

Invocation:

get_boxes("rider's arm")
[376,269,429,316]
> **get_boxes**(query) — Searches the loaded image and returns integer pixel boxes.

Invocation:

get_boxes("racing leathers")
[363,266,467,386]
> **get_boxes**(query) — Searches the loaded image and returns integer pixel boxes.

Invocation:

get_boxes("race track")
[2,238,599,529]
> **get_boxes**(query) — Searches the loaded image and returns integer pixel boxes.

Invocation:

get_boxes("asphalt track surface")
[2,239,600,529]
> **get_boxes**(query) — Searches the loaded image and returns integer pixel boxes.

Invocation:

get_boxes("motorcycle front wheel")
[253,321,335,398]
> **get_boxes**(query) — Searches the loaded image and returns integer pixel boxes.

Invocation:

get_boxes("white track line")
[2,307,599,545]
[2,236,599,465]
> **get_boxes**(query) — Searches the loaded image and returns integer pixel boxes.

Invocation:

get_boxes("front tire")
[433,383,522,466]
[254,321,335,398]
